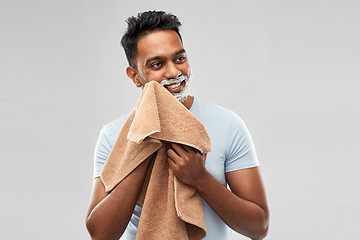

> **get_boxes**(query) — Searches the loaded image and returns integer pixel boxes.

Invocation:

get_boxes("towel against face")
[101,81,211,240]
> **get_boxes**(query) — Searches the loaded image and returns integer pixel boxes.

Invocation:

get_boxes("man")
[86,11,269,240]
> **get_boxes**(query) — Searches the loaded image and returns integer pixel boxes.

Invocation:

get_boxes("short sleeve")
[93,126,114,179]
[225,112,259,172]
[92,111,132,179]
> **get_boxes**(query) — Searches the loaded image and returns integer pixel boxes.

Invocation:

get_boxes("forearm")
[86,160,150,239]
[194,171,269,240]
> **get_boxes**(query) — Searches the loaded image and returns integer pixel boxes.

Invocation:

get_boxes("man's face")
[127,30,191,95]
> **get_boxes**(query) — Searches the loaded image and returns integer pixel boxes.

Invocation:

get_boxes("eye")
[150,62,163,69]
[175,56,186,63]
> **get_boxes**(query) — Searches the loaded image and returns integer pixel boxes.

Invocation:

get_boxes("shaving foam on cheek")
[160,76,191,102]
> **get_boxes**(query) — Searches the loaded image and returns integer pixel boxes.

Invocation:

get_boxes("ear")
[126,66,142,88]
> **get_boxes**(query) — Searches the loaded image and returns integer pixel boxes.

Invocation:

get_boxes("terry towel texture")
[101,81,212,240]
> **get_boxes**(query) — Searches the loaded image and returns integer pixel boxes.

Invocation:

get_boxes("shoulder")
[193,96,235,115]
[193,97,253,145]
[100,110,133,139]
[192,97,243,124]
[93,110,133,178]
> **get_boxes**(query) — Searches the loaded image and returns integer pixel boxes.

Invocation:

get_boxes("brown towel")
[101,81,211,240]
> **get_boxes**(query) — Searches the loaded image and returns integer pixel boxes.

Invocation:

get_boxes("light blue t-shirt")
[93,96,259,240]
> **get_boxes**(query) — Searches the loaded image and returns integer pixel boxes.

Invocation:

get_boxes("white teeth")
[166,82,181,89]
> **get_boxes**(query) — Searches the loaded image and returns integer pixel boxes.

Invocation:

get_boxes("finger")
[167,157,179,172]
[171,143,187,156]
[182,145,199,153]
[167,148,182,163]
[167,156,176,167]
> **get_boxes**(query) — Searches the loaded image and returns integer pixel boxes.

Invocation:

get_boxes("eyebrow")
[174,49,186,56]
[145,49,186,66]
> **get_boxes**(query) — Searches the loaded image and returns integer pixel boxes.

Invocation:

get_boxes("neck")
[182,95,194,110]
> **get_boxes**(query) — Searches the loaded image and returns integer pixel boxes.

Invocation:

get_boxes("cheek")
[144,71,164,83]
[181,64,191,77]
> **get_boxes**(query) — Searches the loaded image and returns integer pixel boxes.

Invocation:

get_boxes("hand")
[167,143,207,187]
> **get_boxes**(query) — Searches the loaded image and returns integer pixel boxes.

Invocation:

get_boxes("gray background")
[1,0,359,239]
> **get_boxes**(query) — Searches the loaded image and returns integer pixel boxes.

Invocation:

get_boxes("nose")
[164,62,181,79]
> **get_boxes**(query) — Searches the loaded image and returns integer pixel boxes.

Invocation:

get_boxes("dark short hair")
[121,10,182,67]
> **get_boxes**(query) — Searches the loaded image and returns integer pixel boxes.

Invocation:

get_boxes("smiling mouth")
[165,81,182,89]
[164,80,185,93]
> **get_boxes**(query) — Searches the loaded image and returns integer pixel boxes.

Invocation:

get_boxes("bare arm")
[167,144,269,240]
[197,167,269,239]
[86,159,150,240]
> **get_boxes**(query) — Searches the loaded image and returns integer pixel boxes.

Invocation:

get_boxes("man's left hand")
[167,143,207,187]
